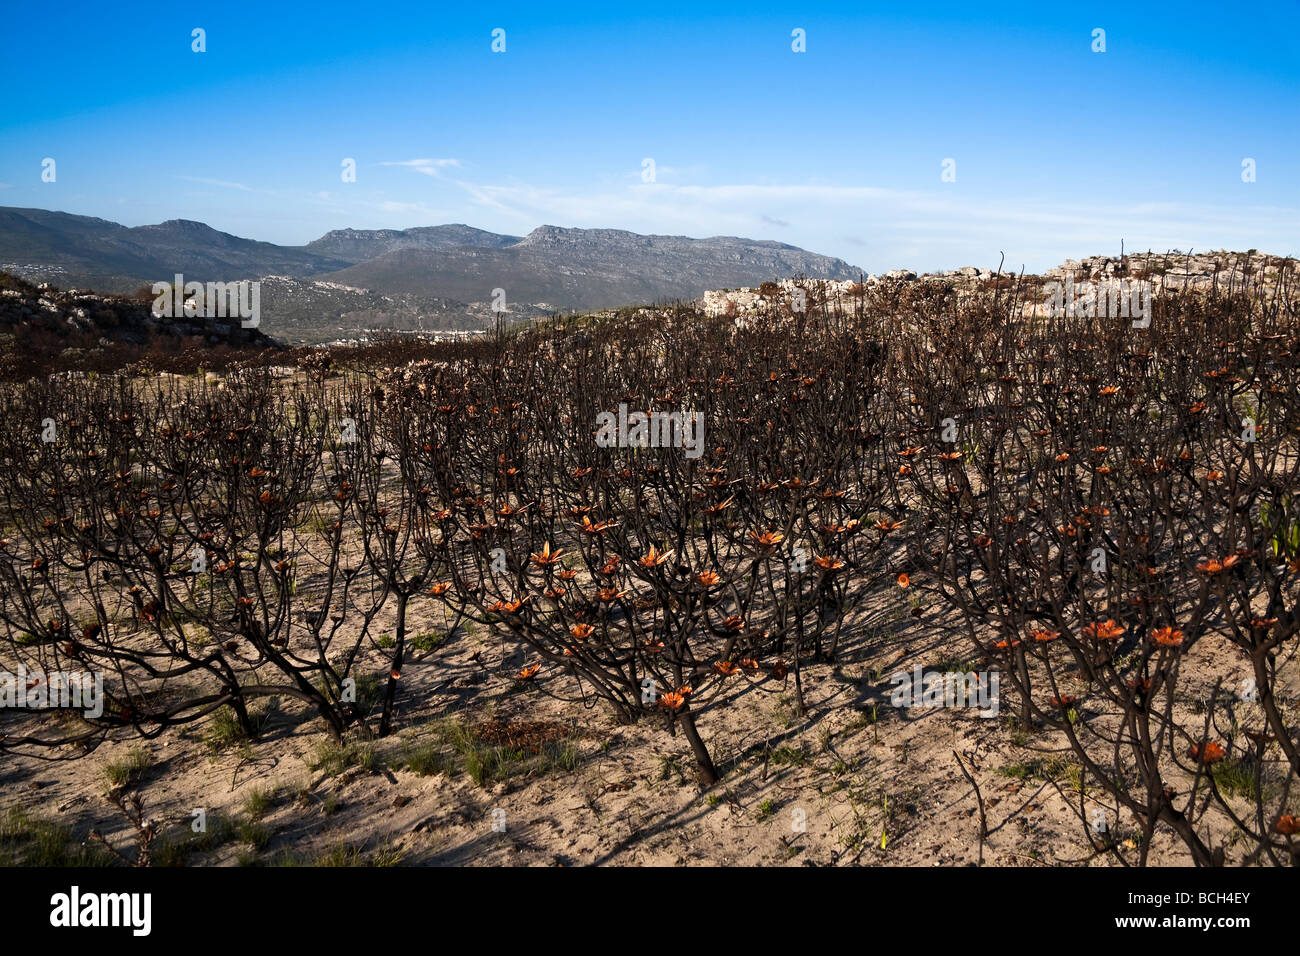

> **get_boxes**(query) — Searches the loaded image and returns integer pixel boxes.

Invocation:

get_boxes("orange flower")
[638,544,673,568]
[659,690,686,711]
[1049,695,1078,708]
[814,555,845,572]
[875,518,903,532]
[749,530,785,550]
[1196,554,1241,575]
[973,534,992,547]
[722,615,745,632]
[714,660,740,676]
[427,581,452,596]
[739,658,760,672]
[991,638,1021,650]
[769,661,788,679]
[516,663,541,681]
[1083,619,1126,642]
[597,587,625,603]
[1151,626,1185,647]
[896,572,910,588]
[695,570,721,587]
[1031,629,1060,643]
[1275,815,1300,835]
[898,465,913,476]
[1188,741,1226,765]
[569,623,595,639]
[530,542,565,567]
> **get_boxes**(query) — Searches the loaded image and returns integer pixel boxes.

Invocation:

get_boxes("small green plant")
[401,742,444,776]
[308,739,375,777]
[0,807,115,866]
[204,705,272,753]
[770,745,808,767]
[103,746,152,789]
[756,798,776,820]
[242,785,277,820]
[411,631,444,652]
[237,817,271,849]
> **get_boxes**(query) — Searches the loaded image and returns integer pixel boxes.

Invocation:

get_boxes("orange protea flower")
[570,623,595,640]
[1189,400,1207,414]
[1054,452,1071,462]
[643,640,665,654]
[739,658,760,672]
[1099,385,1119,396]
[427,581,452,596]
[1274,815,1300,835]
[490,598,526,615]
[875,518,903,532]
[1083,619,1126,642]
[530,542,564,567]
[898,465,913,476]
[896,572,910,588]
[973,534,992,547]
[659,690,687,711]
[749,530,785,550]
[515,663,541,681]
[1188,741,1226,765]
[695,570,721,587]
[597,587,625,603]
[1196,554,1241,575]
[578,515,617,535]
[937,450,964,461]
[1049,695,1078,708]
[899,446,922,458]
[1250,618,1277,631]
[1151,626,1185,647]
[638,544,673,568]
[1031,629,1060,643]
[258,490,276,505]
[714,660,740,676]
[1205,470,1223,482]
[551,567,577,582]
[722,615,745,632]
[991,637,1021,650]
[390,668,401,680]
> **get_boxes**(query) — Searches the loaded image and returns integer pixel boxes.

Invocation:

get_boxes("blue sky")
[1,1,1297,272]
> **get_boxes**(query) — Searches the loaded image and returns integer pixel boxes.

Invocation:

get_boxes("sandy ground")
[6,582,1284,868]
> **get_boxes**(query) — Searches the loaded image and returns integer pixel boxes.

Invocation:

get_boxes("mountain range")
[0,207,862,344]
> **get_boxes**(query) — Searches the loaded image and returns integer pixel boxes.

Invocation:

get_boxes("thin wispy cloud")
[177,175,252,191]
[380,159,462,178]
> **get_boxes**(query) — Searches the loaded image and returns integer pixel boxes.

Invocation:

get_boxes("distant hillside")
[0,208,863,339]
[0,207,346,292]
[320,225,862,312]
